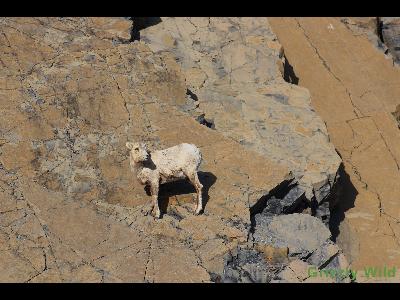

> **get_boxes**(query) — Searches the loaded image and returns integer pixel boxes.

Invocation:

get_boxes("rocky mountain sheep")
[126,141,204,218]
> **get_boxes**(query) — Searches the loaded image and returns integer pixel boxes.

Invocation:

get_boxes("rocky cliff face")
[140,18,342,222]
[379,18,400,65]
[269,17,400,282]
[0,17,346,282]
[341,17,400,66]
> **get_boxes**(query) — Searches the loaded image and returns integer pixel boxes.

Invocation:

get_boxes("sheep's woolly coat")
[150,143,202,183]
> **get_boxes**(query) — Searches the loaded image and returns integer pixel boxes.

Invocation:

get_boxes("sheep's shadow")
[144,171,217,217]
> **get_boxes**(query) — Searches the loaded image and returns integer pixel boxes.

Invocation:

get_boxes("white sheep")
[126,141,204,218]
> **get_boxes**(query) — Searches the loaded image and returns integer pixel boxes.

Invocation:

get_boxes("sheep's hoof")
[195,207,203,215]
[153,209,161,219]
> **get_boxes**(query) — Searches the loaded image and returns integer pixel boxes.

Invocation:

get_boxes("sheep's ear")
[126,142,134,150]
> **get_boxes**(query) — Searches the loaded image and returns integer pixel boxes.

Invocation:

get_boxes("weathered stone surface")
[222,247,286,283]
[339,17,386,52]
[306,240,340,267]
[275,256,351,283]
[259,184,307,217]
[275,259,311,282]
[269,17,400,282]
[222,208,350,283]
[253,213,331,258]
[340,17,400,66]
[0,17,292,282]
[140,17,342,208]
[254,243,289,264]
[380,17,400,65]
[223,238,350,283]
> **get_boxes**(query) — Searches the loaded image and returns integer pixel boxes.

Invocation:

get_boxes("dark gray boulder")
[253,213,332,259]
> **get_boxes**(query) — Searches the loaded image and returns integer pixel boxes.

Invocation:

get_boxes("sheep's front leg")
[150,182,161,219]
[188,172,203,215]
[141,186,154,216]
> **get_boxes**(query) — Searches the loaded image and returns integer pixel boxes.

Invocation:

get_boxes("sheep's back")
[151,143,202,174]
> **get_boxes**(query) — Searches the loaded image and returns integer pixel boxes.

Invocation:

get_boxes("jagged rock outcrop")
[269,17,400,282]
[340,17,400,66]
[0,17,295,282]
[340,17,386,51]
[253,213,332,258]
[223,213,350,283]
[139,17,342,222]
[0,17,346,283]
[380,17,400,65]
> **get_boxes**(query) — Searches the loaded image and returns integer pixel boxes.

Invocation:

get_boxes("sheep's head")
[126,141,149,163]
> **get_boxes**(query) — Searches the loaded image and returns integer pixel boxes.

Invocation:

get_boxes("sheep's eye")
[134,148,139,151]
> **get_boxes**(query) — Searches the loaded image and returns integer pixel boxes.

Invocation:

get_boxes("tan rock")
[0,250,38,283]
[141,17,342,205]
[269,16,400,273]
[287,260,313,281]
[304,276,336,283]
[67,264,103,283]
[277,267,301,283]
[0,17,290,282]
[254,244,289,264]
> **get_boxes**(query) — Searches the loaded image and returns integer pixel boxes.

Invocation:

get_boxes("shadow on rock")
[283,56,299,85]
[329,162,358,242]
[131,17,162,41]
[145,171,217,217]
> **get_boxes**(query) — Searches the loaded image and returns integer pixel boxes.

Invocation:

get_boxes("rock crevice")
[269,17,400,281]
[0,17,348,283]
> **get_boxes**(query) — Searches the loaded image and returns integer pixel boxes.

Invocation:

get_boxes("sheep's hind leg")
[150,183,161,219]
[187,171,203,215]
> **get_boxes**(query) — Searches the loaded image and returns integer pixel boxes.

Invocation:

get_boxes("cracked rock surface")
[380,18,400,65]
[0,17,296,282]
[340,17,400,66]
[223,213,351,283]
[140,17,342,210]
[269,17,400,282]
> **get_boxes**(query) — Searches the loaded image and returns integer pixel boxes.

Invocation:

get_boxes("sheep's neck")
[130,155,154,175]
[130,157,145,175]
